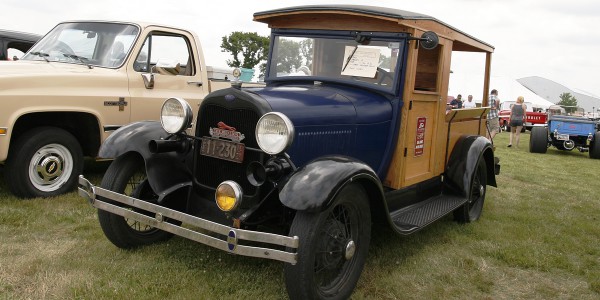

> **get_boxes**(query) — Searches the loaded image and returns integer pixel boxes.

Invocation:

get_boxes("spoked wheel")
[97,153,175,248]
[285,184,371,300]
[454,158,487,223]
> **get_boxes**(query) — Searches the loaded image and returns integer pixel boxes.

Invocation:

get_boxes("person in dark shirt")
[450,94,463,109]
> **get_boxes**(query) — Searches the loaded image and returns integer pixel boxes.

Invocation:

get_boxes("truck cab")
[0,20,230,198]
[79,5,500,299]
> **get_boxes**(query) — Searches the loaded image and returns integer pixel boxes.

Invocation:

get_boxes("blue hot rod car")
[530,107,600,158]
[79,5,500,299]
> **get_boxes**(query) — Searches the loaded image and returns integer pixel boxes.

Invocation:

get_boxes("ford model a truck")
[79,5,499,299]
[0,20,231,198]
[530,107,600,158]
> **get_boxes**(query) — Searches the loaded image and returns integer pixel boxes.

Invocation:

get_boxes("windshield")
[268,32,405,93]
[23,22,139,68]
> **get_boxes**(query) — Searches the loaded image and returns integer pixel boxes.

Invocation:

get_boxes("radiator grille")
[195,104,261,195]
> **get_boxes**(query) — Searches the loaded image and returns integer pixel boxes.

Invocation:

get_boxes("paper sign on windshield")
[341,46,381,78]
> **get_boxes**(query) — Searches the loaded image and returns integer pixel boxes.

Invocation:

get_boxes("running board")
[389,194,466,235]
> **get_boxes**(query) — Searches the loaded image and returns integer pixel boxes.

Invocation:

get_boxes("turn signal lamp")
[215,181,243,212]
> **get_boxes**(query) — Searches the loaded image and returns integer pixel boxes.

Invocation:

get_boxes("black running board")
[389,194,467,235]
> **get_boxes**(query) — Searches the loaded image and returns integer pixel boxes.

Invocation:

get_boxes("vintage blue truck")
[78,5,500,299]
[530,108,600,158]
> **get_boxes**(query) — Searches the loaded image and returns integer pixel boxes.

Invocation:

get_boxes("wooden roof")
[254,5,494,53]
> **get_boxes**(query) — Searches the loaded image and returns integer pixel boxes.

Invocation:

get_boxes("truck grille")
[195,104,261,195]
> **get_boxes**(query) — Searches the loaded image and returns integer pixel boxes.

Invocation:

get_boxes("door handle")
[187,81,203,87]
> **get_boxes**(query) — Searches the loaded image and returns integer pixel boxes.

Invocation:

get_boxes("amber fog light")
[215,181,243,212]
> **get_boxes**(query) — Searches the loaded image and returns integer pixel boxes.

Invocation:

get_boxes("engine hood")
[0,60,125,93]
[0,60,99,76]
[248,83,392,126]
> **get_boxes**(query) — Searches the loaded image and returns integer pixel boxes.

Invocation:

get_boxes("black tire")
[4,127,83,198]
[284,184,371,300]
[454,158,487,223]
[529,127,548,153]
[97,153,174,248]
[590,132,600,159]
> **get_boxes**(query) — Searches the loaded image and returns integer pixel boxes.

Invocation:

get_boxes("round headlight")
[160,97,193,134]
[215,181,243,212]
[256,112,294,155]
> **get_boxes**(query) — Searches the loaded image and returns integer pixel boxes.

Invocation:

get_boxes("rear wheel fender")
[445,135,497,197]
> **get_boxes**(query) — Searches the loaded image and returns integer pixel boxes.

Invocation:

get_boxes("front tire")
[590,132,600,159]
[529,127,548,153]
[454,158,487,223]
[97,153,174,248]
[284,184,371,300]
[4,127,83,198]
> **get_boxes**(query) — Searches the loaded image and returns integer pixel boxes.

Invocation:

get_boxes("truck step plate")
[389,194,466,234]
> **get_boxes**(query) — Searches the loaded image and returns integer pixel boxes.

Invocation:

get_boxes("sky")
[2,0,599,104]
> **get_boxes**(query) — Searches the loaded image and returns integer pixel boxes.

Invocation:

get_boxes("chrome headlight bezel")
[160,97,193,134]
[215,181,243,212]
[255,112,294,155]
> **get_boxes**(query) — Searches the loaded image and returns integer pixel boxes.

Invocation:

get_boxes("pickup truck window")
[268,34,402,93]
[22,22,139,68]
[134,33,194,76]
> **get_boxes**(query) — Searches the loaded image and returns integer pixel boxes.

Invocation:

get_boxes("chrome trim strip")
[78,176,299,264]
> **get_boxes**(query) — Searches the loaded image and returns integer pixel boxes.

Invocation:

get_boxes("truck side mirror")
[419,31,439,50]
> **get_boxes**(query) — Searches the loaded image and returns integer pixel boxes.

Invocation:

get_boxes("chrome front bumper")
[78,176,298,264]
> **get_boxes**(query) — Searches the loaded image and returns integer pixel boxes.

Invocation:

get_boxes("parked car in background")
[530,105,600,158]
[499,100,547,131]
[0,29,41,60]
[0,20,233,198]
[79,5,500,299]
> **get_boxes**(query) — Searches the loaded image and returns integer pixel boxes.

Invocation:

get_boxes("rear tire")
[590,132,600,159]
[284,184,371,300]
[529,127,548,153]
[97,153,174,248]
[454,159,487,223]
[4,127,83,198]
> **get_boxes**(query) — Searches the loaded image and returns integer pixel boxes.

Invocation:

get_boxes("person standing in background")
[450,94,463,109]
[487,89,500,140]
[463,95,476,108]
[508,96,527,148]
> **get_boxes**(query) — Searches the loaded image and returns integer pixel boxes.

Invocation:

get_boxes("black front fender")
[445,135,497,197]
[100,121,192,200]
[279,156,384,213]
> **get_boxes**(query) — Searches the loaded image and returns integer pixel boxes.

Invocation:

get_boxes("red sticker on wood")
[414,117,426,157]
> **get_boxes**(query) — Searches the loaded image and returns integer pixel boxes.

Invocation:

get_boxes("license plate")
[556,134,570,141]
[200,137,245,163]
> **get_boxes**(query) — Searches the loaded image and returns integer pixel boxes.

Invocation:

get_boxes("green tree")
[220,32,269,70]
[274,39,302,73]
[557,92,578,114]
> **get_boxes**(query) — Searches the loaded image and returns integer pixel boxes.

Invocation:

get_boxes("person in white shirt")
[463,95,476,108]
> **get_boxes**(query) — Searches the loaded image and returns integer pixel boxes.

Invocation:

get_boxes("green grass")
[1,132,599,299]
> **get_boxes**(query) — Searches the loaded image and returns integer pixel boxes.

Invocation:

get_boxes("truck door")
[127,30,207,125]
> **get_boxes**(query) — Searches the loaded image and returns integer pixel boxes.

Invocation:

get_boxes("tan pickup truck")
[0,20,231,198]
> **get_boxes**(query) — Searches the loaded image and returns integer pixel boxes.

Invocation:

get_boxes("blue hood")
[246,83,394,176]
[248,83,392,126]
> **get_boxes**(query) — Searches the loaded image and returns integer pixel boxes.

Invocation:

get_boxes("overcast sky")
[3,0,599,102]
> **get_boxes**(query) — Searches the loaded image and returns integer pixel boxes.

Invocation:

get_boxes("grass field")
[1,131,599,299]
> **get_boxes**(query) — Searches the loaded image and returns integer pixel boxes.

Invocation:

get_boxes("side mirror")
[142,73,154,89]
[419,31,439,50]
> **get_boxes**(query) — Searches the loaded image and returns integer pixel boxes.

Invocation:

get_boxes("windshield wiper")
[342,46,359,72]
[30,51,50,62]
[63,54,93,69]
